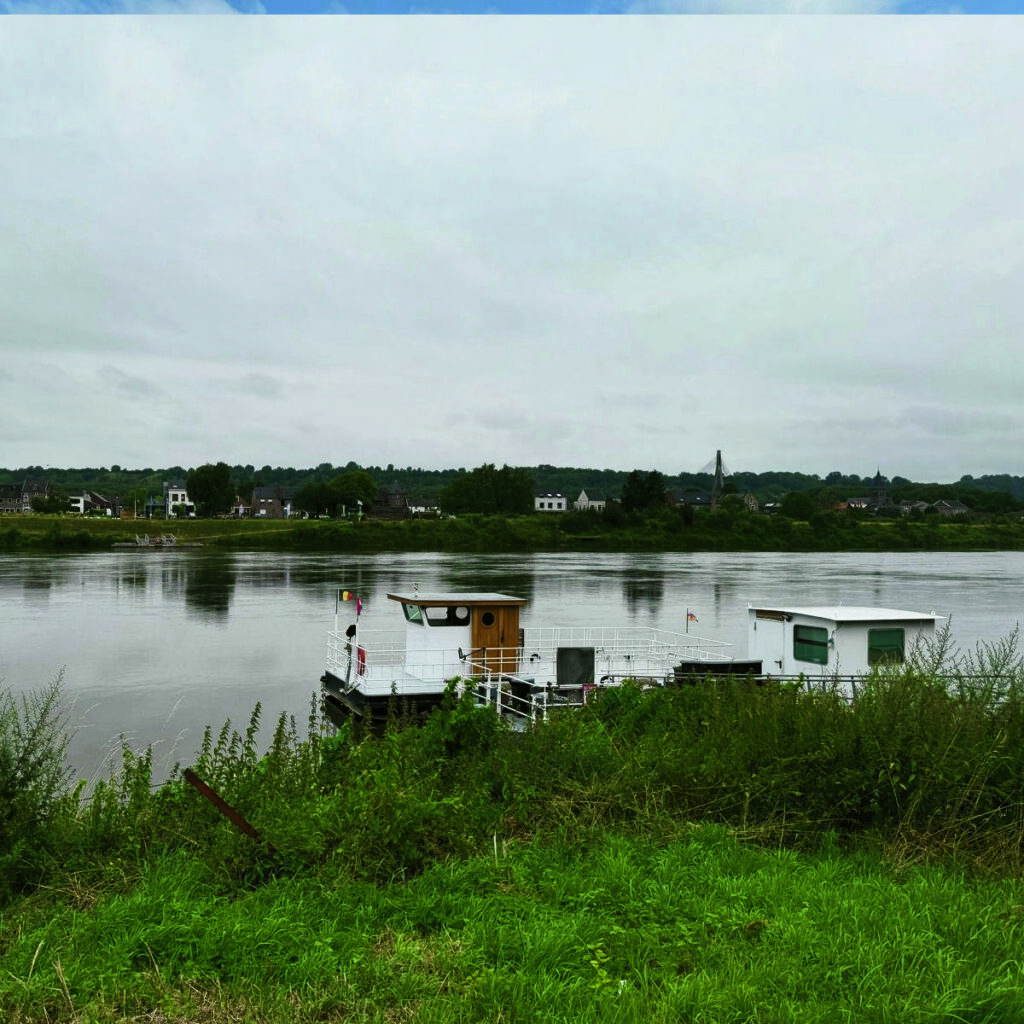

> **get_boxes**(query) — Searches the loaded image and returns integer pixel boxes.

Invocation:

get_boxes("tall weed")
[0,673,72,897]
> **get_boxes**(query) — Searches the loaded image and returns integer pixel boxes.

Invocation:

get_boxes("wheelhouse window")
[402,603,424,624]
[868,628,905,666]
[793,624,829,666]
[424,605,471,627]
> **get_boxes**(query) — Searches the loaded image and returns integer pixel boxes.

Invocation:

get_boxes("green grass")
[6,511,1024,553]
[5,657,1024,1022]
[0,515,302,550]
[2,831,1024,1023]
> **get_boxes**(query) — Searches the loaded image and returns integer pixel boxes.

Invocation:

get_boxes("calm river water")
[3,550,1024,784]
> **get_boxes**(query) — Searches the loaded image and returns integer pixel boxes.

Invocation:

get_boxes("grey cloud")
[98,366,163,399]
[230,373,284,398]
[902,406,1020,440]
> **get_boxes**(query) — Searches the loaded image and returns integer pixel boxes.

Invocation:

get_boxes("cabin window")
[424,605,471,627]
[793,625,829,665]
[868,628,905,666]
[402,604,424,624]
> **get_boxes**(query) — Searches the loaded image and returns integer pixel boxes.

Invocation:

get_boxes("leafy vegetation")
[0,674,72,901]
[4,642,1024,1022]
[29,491,70,515]
[293,469,378,518]
[185,462,235,518]
[437,463,535,515]
[620,468,667,513]
[7,508,1024,554]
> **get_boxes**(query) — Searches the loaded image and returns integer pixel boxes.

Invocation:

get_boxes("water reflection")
[23,573,52,601]
[184,556,236,620]
[622,572,665,617]
[434,558,536,603]
[323,565,387,618]
[160,563,189,604]
[118,567,147,589]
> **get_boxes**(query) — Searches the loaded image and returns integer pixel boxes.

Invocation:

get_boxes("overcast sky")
[5,2,1024,15]
[2,18,1023,481]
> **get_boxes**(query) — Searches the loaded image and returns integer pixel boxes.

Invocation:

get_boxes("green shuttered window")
[794,625,829,665]
[868,628,905,666]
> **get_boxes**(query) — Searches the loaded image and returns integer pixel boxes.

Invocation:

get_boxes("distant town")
[2,455,1022,522]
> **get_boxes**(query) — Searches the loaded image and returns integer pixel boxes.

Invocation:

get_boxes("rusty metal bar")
[182,768,275,850]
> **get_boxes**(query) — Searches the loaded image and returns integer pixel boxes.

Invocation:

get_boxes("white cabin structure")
[747,605,942,686]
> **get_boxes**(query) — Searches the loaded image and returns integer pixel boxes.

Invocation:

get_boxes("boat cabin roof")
[749,605,942,624]
[387,592,527,608]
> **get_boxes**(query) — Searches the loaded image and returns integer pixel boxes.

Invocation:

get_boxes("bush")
[0,673,72,898]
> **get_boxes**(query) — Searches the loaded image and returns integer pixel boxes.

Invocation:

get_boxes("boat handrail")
[522,624,729,648]
[327,641,731,683]
[327,625,731,657]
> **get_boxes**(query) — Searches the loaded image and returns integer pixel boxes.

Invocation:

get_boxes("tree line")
[5,463,1024,520]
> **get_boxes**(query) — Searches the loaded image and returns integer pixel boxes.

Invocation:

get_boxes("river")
[3,550,1024,784]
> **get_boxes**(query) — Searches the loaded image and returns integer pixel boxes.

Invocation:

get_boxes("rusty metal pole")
[182,768,277,852]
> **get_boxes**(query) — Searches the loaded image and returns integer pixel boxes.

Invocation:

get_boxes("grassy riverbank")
[4,653,1024,1022]
[4,829,1023,1023]
[5,511,1024,553]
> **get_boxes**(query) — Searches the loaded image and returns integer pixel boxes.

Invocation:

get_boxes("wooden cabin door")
[472,605,520,675]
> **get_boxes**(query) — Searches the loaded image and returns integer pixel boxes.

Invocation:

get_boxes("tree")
[620,470,667,513]
[440,465,497,514]
[294,480,337,518]
[30,491,69,514]
[122,486,149,517]
[186,462,234,518]
[438,464,535,515]
[718,493,747,516]
[232,470,255,510]
[331,469,377,513]
[492,465,534,514]
[779,491,816,521]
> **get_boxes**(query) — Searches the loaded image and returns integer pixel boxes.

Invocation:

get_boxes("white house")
[534,493,567,512]
[69,492,115,516]
[574,489,607,512]
[163,481,195,518]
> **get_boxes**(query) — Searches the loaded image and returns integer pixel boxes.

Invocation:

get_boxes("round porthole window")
[481,611,495,627]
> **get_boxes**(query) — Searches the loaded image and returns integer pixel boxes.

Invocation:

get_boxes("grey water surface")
[3,550,1024,784]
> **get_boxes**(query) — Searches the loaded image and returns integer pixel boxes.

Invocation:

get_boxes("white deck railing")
[325,625,732,696]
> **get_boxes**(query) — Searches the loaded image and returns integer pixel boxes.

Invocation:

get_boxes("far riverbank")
[4,511,1024,554]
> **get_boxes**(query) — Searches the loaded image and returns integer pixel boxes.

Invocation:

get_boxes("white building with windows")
[69,492,115,516]
[534,493,567,512]
[574,489,607,512]
[163,481,195,518]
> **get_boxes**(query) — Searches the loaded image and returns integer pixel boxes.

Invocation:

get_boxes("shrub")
[0,673,72,897]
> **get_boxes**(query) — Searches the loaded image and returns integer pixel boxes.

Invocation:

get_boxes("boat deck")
[325,624,733,700]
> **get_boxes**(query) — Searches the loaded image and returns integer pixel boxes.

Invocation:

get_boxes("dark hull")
[320,671,449,728]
